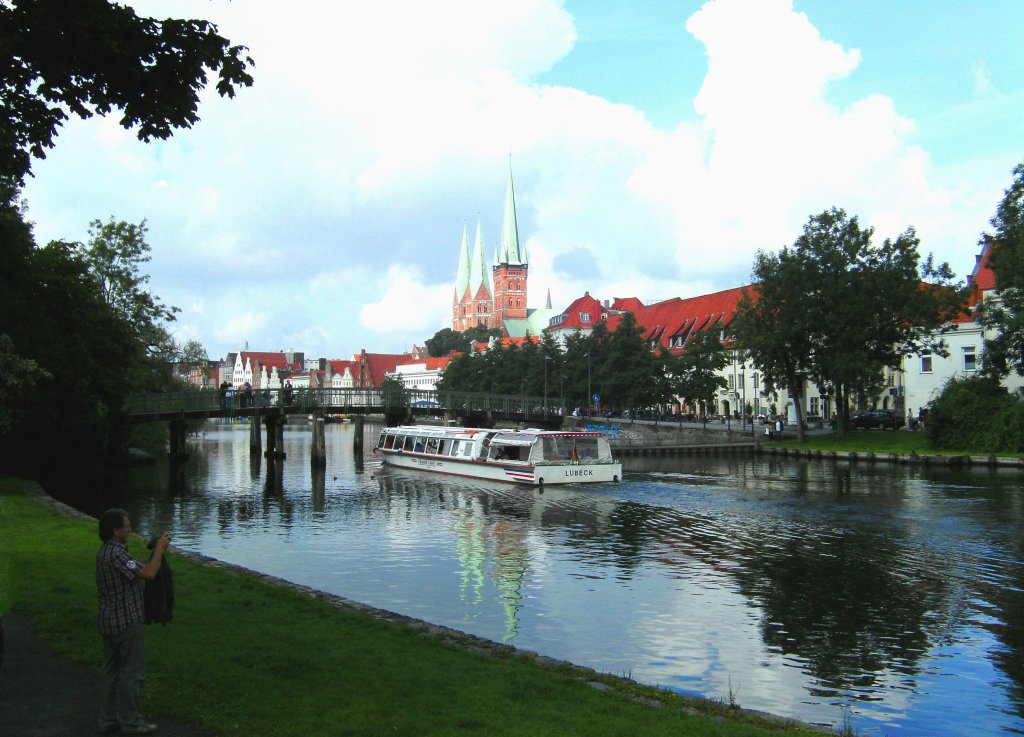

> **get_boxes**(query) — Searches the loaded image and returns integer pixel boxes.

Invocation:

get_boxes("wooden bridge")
[125,387,565,462]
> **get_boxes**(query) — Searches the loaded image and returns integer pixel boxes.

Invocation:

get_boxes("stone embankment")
[565,418,1024,469]
[757,446,1024,469]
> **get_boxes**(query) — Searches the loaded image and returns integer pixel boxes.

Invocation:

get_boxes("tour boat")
[374,425,622,486]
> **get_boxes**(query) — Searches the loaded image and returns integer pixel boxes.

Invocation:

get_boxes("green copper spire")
[469,220,492,296]
[498,166,526,265]
[454,224,471,300]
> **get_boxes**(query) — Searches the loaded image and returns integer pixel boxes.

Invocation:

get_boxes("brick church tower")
[491,168,528,327]
[452,166,528,336]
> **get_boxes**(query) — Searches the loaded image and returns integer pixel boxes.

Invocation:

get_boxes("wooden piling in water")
[250,414,262,454]
[311,415,326,466]
[353,415,365,453]
[168,418,189,462]
[264,410,287,460]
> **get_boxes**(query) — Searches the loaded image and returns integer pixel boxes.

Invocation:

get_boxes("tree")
[462,324,503,345]
[425,327,470,357]
[178,339,208,367]
[593,312,666,413]
[0,333,51,432]
[981,160,1024,378]
[733,252,816,442]
[0,0,254,182]
[668,329,728,425]
[80,217,179,356]
[734,208,967,438]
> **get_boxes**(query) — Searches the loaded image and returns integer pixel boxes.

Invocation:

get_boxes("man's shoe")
[121,723,158,735]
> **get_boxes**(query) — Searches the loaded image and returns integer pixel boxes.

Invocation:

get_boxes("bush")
[926,375,1024,453]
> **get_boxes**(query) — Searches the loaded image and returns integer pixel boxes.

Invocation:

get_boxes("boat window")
[382,434,395,449]
[439,439,453,456]
[450,440,461,456]
[402,436,414,451]
[541,436,574,461]
[413,437,425,452]
[491,444,527,462]
[425,437,440,454]
[575,437,601,461]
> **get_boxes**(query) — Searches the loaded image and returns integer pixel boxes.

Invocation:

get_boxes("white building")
[904,240,1023,418]
[387,356,453,391]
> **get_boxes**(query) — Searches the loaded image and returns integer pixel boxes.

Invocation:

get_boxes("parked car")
[849,408,901,430]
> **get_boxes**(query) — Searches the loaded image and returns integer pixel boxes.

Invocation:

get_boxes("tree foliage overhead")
[0,0,254,181]
[734,207,968,436]
[0,1,251,480]
[982,159,1024,378]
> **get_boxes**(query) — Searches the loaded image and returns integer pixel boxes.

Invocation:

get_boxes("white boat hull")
[378,450,621,486]
[375,425,622,486]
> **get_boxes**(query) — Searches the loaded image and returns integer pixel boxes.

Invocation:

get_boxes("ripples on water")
[69,421,1024,737]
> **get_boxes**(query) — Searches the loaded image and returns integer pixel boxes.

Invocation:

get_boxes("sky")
[20,0,1024,362]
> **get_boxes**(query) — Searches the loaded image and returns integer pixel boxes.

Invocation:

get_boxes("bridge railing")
[125,387,566,419]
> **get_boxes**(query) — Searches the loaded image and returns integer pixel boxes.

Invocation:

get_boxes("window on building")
[753,372,759,389]
[580,312,591,322]
[728,375,735,390]
[921,352,932,373]
[810,396,820,417]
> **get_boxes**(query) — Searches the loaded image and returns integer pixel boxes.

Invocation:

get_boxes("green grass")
[768,429,1024,457]
[1,478,820,737]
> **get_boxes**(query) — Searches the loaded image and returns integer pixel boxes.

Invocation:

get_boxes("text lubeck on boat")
[374,425,622,486]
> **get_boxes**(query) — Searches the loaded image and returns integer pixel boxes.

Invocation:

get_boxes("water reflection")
[56,421,1024,737]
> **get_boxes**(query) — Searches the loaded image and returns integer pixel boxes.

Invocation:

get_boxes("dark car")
[849,408,901,430]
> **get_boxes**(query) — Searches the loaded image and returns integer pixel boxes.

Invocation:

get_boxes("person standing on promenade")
[96,509,170,735]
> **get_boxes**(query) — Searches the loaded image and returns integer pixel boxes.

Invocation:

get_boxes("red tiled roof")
[969,238,997,293]
[610,297,644,311]
[606,286,750,353]
[327,359,354,374]
[546,292,605,331]
[358,352,411,387]
[241,351,292,369]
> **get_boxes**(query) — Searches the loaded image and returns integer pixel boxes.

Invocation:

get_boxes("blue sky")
[21,0,1024,361]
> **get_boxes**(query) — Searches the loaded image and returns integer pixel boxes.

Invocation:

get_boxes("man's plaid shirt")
[96,540,145,636]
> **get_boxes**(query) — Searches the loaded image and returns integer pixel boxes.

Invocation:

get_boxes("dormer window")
[580,312,591,323]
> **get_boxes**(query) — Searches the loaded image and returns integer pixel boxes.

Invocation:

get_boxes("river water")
[64,420,1024,736]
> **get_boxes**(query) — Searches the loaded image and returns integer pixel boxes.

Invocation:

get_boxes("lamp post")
[740,363,746,432]
[587,349,592,417]
[560,370,565,416]
[543,353,549,419]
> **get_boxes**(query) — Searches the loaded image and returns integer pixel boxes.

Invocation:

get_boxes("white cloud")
[19,0,1013,360]
[972,60,995,96]
[360,265,452,335]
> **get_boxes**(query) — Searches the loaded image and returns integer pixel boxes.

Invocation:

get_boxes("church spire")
[469,220,491,296]
[498,163,526,266]
[454,223,471,300]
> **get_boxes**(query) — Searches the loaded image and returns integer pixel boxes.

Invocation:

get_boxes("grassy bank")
[1,478,821,737]
[768,429,1024,458]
